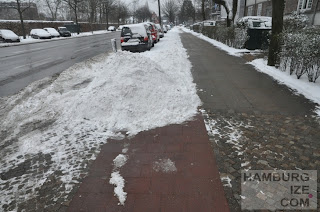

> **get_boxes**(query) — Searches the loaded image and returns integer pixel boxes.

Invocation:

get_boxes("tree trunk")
[74,5,79,34]
[232,0,238,23]
[268,0,285,67]
[106,7,109,28]
[312,0,320,25]
[158,0,161,24]
[201,0,206,21]
[16,0,26,39]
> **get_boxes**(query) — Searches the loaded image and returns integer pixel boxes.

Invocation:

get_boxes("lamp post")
[158,0,162,25]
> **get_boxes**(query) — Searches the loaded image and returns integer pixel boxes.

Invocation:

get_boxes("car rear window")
[121,27,132,37]
[122,25,147,37]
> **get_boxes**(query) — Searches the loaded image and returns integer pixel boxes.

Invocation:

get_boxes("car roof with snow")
[122,24,148,37]
[0,29,18,38]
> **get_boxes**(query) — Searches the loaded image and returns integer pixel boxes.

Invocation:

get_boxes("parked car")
[0,29,20,42]
[43,27,60,38]
[121,23,152,52]
[58,27,71,37]
[203,20,216,26]
[108,26,116,31]
[162,25,167,33]
[155,24,164,38]
[237,16,272,29]
[145,22,159,45]
[117,25,124,31]
[30,29,51,39]
[166,25,172,30]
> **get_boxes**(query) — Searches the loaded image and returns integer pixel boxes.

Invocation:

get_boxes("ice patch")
[153,158,177,173]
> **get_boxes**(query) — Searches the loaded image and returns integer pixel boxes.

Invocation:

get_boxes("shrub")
[280,28,320,82]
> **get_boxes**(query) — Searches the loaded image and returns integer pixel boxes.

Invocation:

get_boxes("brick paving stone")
[67,115,230,212]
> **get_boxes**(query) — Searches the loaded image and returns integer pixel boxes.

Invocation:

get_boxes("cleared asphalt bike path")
[180,32,316,116]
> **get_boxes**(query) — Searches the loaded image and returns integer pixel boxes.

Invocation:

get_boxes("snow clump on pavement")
[153,158,177,173]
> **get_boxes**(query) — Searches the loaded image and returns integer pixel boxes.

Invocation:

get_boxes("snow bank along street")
[0,30,112,48]
[0,28,201,211]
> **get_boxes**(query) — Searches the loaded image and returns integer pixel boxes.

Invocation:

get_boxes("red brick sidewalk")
[67,114,230,212]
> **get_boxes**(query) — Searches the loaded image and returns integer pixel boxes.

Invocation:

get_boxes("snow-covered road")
[0,28,201,211]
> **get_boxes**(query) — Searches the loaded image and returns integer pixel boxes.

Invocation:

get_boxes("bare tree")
[115,1,129,25]
[201,0,205,20]
[63,0,84,34]
[213,0,234,26]
[135,3,152,22]
[88,0,98,23]
[131,0,139,23]
[268,0,285,66]
[14,0,35,38]
[44,0,62,20]
[162,0,178,23]
[102,0,115,28]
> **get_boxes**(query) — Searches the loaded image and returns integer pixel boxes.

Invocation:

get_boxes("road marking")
[13,58,53,69]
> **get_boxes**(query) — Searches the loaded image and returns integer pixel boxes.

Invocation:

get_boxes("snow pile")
[153,158,177,173]
[0,28,200,209]
[181,27,250,57]
[250,59,320,116]
[0,30,111,47]
[109,172,126,205]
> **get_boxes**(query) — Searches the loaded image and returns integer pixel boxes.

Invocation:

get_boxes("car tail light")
[120,37,124,43]
[144,37,148,41]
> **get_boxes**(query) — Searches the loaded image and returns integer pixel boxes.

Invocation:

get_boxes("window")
[257,3,262,16]
[298,0,313,10]
[247,6,253,16]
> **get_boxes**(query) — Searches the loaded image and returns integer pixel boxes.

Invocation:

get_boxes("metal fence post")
[111,38,117,52]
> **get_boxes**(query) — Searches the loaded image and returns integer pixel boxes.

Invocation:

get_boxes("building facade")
[244,0,320,25]
[0,1,39,20]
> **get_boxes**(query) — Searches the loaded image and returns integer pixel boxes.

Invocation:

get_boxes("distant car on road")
[155,24,164,38]
[108,26,116,31]
[117,25,124,31]
[0,29,20,42]
[44,28,60,38]
[58,27,71,37]
[121,23,153,52]
[30,29,51,39]
[162,25,167,33]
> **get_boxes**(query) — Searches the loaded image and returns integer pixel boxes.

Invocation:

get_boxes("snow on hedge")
[0,28,201,209]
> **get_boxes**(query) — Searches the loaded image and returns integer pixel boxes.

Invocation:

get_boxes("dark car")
[58,27,71,37]
[121,23,152,52]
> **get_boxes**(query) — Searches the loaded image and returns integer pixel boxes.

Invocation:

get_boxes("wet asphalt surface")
[0,32,120,97]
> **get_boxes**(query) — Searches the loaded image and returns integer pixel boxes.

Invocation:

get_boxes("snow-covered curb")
[181,27,250,57]
[0,30,113,47]
[250,59,320,116]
